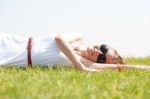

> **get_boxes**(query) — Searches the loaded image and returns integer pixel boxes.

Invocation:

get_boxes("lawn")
[0,57,150,99]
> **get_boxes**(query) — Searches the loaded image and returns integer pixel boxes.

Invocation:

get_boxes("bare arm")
[80,57,150,71]
[55,33,101,72]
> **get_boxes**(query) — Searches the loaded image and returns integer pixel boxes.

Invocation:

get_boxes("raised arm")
[54,33,101,72]
[80,57,150,71]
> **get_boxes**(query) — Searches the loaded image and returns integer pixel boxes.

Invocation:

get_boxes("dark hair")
[113,49,124,64]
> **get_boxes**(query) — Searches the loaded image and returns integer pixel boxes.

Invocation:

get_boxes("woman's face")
[81,45,116,63]
[81,47,101,62]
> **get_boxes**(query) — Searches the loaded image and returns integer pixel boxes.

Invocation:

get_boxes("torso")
[32,35,73,67]
[0,33,81,67]
[0,32,28,66]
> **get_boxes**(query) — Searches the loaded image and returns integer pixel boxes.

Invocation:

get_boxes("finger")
[94,45,100,49]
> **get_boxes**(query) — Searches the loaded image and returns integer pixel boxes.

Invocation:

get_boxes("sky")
[0,0,150,57]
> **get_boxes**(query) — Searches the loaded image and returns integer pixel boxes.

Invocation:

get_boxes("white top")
[0,32,80,67]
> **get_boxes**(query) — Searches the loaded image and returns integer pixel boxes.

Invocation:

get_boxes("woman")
[55,33,124,72]
[54,33,150,72]
[0,32,149,72]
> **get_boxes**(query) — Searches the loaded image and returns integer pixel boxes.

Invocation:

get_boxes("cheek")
[105,49,115,63]
[106,55,114,63]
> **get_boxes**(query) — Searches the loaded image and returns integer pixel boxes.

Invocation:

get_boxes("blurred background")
[0,0,150,57]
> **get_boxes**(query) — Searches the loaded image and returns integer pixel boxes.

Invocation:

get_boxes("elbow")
[55,34,63,42]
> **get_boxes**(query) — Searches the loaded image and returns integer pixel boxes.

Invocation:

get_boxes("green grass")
[0,57,150,99]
